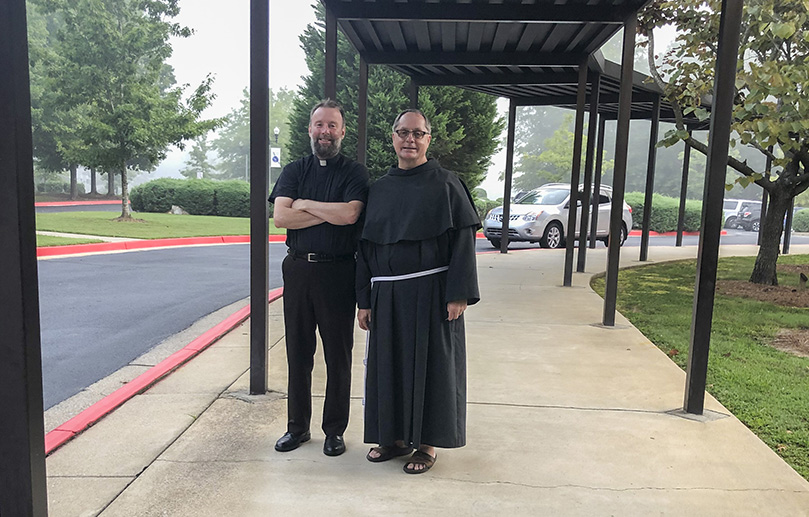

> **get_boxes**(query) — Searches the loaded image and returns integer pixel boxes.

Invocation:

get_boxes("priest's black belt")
[288,249,354,263]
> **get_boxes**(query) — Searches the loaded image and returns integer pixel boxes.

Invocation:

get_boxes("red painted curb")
[38,234,286,257]
[36,200,123,207]
[44,286,285,455]
[628,230,727,236]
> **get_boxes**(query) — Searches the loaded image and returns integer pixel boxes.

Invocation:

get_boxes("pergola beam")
[363,51,586,67]
[512,91,659,107]
[329,4,626,23]
[412,71,583,86]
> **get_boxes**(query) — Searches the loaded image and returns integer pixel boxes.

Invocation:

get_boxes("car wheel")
[752,220,760,232]
[540,222,564,249]
[724,216,737,229]
[619,224,628,246]
[489,238,501,249]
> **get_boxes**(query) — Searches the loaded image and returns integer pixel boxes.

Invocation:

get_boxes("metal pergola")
[310,0,739,411]
[1,0,743,512]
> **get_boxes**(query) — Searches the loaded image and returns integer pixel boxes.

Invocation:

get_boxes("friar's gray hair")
[391,109,431,133]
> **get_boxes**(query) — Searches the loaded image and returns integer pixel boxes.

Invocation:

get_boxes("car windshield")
[517,189,569,205]
[723,200,738,210]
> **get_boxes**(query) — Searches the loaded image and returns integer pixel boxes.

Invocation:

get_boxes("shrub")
[130,178,185,213]
[793,208,809,232]
[174,179,217,215]
[131,178,251,217]
[215,181,250,218]
[624,192,703,233]
[473,197,503,222]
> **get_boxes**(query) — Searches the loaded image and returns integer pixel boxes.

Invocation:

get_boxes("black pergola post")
[325,6,337,99]
[249,0,269,394]
[684,0,744,415]
[408,79,419,108]
[603,14,636,326]
[578,72,601,272]
[564,62,588,287]
[357,58,368,165]
[0,0,49,513]
[589,116,607,249]
[639,94,661,261]
[500,99,517,254]
[676,135,692,247]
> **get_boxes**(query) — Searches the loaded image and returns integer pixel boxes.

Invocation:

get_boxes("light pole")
[274,126,280,143]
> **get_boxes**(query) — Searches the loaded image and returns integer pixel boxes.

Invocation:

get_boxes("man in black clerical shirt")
[269,99,369,456]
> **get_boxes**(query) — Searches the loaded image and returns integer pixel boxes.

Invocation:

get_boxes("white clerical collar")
[319,159,327,166]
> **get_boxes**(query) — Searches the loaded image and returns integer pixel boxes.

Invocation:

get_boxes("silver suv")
[483,183,633,249]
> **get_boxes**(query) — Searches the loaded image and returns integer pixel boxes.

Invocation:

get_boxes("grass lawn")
[36,235,104,247]
[591,255,809,481]
[36,211,286,239]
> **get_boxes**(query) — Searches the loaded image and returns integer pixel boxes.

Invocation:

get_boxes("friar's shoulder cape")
[361,159,481,244]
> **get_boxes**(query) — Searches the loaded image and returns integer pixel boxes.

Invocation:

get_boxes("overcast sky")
[169,1,316,118]
[143,1,316,184]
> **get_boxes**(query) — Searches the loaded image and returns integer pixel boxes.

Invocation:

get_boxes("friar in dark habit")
[356,109,480,475]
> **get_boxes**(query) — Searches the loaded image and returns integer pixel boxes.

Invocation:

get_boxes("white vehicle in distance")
[723,198,761,229]
[483,183,633,249]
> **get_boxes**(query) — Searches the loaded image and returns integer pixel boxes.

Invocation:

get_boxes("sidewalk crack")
[441,478,807,494]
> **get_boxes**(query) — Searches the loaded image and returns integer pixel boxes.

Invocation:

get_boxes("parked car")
[737,206,761,232]
[739,206,806,232]
[482,183,633,249]
[723,198,761,228]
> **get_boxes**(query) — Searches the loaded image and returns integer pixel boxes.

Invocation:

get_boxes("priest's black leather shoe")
[274,431,311,452]
[323,435,345,456]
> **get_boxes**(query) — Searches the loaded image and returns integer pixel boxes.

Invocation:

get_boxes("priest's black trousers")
[281,255,355,436]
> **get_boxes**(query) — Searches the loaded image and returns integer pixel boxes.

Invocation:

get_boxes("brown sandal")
[403,450,436,474]
[366,444,414,463]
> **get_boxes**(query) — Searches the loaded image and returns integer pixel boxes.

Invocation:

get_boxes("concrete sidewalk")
[46,245,809,516]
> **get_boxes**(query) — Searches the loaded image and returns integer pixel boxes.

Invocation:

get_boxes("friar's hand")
[357,308,371,330]
[447,300,467,321]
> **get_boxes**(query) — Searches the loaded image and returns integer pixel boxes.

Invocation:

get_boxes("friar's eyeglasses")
[394,129,430,140]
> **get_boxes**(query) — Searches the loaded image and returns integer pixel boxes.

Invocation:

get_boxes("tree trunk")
[69,163,78,200]
[750,188,791,285]
[90,167,97,194]
[120,163,131,219]
[107,170,115,198]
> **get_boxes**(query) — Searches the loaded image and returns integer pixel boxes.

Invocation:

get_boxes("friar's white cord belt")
[370,265,449,286]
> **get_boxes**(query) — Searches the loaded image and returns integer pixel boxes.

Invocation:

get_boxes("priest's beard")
[311,135,342,159]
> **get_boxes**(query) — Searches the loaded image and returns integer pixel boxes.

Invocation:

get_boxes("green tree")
[640,0,809,285]
[211,87,298,181]
[27,2,90,199]
[180,134,217,179]
[287,4,504,188]
[512,113,615,192]
[32,0,218,219]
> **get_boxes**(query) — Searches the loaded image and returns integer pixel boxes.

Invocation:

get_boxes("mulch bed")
[716,264,809,308]
[715,263,809,358]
